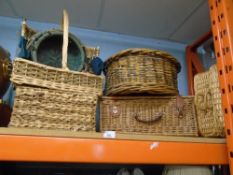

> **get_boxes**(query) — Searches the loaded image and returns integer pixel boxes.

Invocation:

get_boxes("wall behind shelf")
[0,16,188,105]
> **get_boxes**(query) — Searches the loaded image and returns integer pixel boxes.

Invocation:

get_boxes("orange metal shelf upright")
[208,0,233,174]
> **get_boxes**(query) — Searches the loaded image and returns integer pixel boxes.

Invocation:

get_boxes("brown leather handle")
[176,94,184,118]
[134,112,163,124]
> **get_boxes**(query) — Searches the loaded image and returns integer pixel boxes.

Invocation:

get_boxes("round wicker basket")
[104,48,181,95]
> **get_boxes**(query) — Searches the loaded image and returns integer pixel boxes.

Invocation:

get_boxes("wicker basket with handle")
[104,48,181,95]
[100,96,198,136]
[9,10,103,131]
[11,11,102,95]
[194,64,224,137]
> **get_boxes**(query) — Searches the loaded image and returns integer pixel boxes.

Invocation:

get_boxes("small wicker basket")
[100,96,198,136]
[104,48,181,95]
[9,10,103,132]
[194,64,224,137]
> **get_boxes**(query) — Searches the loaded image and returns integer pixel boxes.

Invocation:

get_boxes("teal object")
[27,30,85,71]
[18,36,31,60]
[91,57,103,75]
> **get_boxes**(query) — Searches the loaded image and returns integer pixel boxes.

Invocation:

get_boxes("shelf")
[0,128,228,165]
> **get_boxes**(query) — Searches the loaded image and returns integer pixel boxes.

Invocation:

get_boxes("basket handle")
[61,10,69,70]
[134,112,163,124]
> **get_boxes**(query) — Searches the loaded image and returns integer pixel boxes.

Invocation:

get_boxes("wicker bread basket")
[104,48,181,95]
[9,10,102,131]
[194,64,224,137]
[100,96,198,136]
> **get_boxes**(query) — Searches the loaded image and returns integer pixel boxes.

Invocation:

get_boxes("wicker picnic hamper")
[194,64,224,137]
[104,48,181,95]
[100,96,198,136]
[9,10,103,131]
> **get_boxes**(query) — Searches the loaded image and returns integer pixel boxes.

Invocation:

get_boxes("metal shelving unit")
[0,0,233,174]
[208,0,233,173]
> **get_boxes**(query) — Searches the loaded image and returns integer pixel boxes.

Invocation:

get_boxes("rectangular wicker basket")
[194,64,224,137]
[10,86,97,131]
[11,58,103,96]
[100,96,198,136]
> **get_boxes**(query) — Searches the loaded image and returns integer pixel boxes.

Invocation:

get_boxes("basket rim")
[26,29,85,72]
[104,48,181,73]
[100,95,194,100]
[13,57,103,79]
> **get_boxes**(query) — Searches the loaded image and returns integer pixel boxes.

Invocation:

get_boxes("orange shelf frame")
[186,31,211,95]
[0,134,228,165]
[208,0,233,173]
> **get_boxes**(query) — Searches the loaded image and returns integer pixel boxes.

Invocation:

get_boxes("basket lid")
[104,48,181,73]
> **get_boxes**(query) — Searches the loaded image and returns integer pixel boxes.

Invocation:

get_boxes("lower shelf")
[0,128,228,165]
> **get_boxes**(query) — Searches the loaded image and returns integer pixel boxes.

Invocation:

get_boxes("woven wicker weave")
[11,58,102,95]
[194,64,224,137]
[10,86,97,131]
[104,48,181,95]
[100,96,198,136]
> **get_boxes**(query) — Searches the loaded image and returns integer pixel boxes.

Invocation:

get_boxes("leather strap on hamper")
[176,94,184,118]
[134,112,163,124]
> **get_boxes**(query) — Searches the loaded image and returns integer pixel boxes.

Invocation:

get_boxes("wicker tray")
[100,96,198,136]
[104,48,181,95]
[10,86,97,131]
[194,64,224,137]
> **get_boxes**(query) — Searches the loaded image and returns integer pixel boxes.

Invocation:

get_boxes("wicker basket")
[10,86,97,131]
[9,10,103,132]
[11,58,102,95]
[194,65,224,137]
[104,48,181,95]
[100,96,198,136]
[162,166,212,175]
